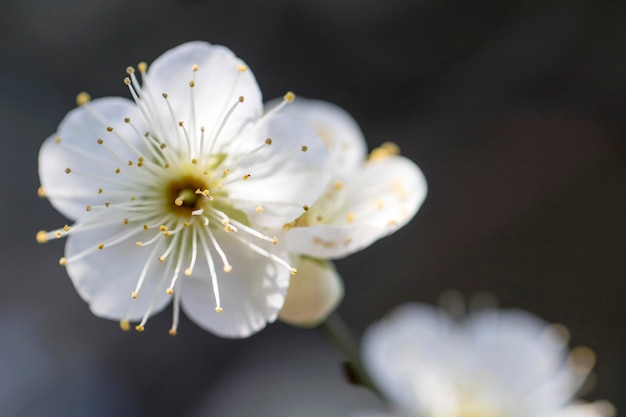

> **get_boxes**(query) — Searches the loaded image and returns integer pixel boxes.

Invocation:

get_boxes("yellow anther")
[223,265,232,273]
[138,62,147,73]
[178,121,184,127]
[223,169,230,175]
[272,237,278,245]
[237,65,247,72]
[183,222,190,227]
[192,64,199,72]
[387,220,398,227]
[76,91,91,106]
[63,225,70,232]
[166,288,174,295]
[98,243,104,250]
[131,197,137,202]
[242,174,251,181]
[97,138,104,145]
[124,77,131,86]
[123,218,129,225]
[54,136,62,143]
[37,186,46,198]
[333,180,344,190]
[54,231,62,238]
[301,145,308,152]
[106,126,114,132]
[189,80,195,88]
[238,95,244,103]
[131,291,138,299]
[185,268,193,276]
[126,66,135,75]
[136,241,142,247]
[135,325,145,332]
[169,328,178,336]
[86,205,92,211]
[256,204,263,213]
[162,93,168,99]
[124,117,130,123]
[128,160,133,166]
[163,231,170,237]
[216,183,222,190]
[160,143,167,149]
[347,212,355,223]
[265,138,272,145]
[65,167,72,174]
[105,202,111,207]
[36,230,48,244]
[215,307,223,313]
[369,141,401,161]
[191,158,198,164]
[98,188,103,194]
[115,168,121,174]
[303,205,310,211]
[284,91,295,103]
[143,224,149,230]
[119,320,130,331]
[158,256,165,262]
[290,267,298,275]
[59,257,68,266]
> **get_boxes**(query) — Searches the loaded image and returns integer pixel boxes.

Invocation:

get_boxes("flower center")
[165,175,209,215]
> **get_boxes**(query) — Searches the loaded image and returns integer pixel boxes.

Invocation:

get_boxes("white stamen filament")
[131,242,162,299]
[197,230,222,312]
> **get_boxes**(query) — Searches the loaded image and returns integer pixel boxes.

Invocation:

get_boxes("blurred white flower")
[266,98,427,326]
[37,41,328,338]
[357,302,615,417]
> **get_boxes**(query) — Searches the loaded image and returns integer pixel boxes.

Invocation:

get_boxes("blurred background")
[0,0,624,416]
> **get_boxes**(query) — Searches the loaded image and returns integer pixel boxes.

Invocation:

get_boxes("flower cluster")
[37,41,427,337]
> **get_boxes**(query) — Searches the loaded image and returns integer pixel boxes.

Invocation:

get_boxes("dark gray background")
[0,0,624,416]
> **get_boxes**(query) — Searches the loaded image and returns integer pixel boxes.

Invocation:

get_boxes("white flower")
[37,41,329,338]
[358,302,615,417]
[264,98,426,326]
[277,98,428,260]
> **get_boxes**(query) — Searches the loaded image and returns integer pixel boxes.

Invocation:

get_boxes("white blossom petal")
[180,232,290,338]
[265,97,367,178]
[142,41,262,150]
[227,113,330,228]
[278,257,343,327]
[284,155,427,259]
[39,97,148,220]
[65,223,170,322]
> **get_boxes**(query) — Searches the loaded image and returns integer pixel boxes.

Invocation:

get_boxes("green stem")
[319,313,385,401]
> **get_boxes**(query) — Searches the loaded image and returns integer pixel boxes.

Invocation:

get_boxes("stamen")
[206,96,245,156]
[169,286,182,336]
[131,242,162,299]
[184,230,198,277]
[197,230,222,312]
[205,228,232,273]
[166,234,186,295]
[161,93,185,150]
